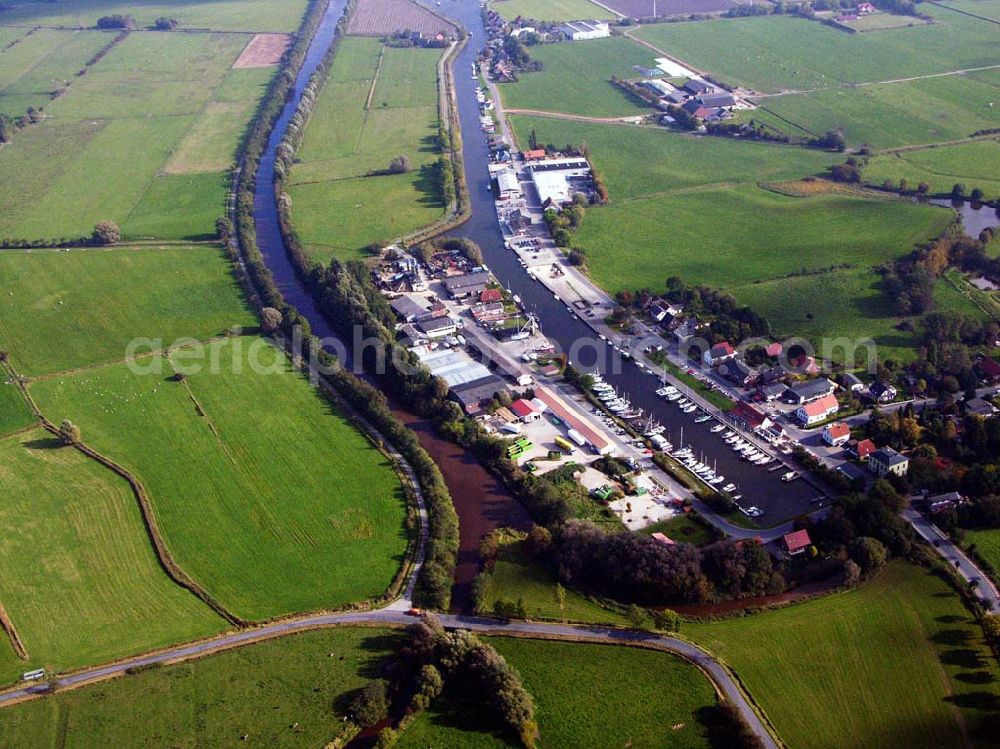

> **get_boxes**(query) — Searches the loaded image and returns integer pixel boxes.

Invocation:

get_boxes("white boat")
[682,405,697,413]
[722,483,736,493]
[781,471,798,482]
[655,387,671,397]
[694,414,711,424]
[709,476,725,485]
[710,424,725,433]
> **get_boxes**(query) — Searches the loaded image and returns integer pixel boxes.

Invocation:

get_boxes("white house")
[796,393,839,426]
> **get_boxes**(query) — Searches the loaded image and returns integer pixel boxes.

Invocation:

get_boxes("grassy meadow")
[863,139,1000,200]
[513,116,955,360]
[29,339,410,621]
[0,627,397,748]
[967,528,1000,582]
[491,0,617,21]
[640,512,718,545]
[287,37,446,262]
[635,7,1000,94]
[398,637,718,749]
[0,245,254,377]
[0,28,113,117]
[0,0,310,32]
[0,430,224,685]
[687,562,1000,749]
[476,537,629,625]
[497,36,656,117]
[936,0,1000,22]
[0,380,35,437]
[755,73,1000,149]
[0,31,270,242]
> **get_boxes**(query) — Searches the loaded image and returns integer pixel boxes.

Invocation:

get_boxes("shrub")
[350,680,389,727]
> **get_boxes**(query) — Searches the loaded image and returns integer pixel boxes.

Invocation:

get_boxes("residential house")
[480,288,503,304]
[522,148,546,161]
[723,358,758,388]
[731,400,773,432]
[781,529,812,557]
[978,357,1000,384]
[841,372,864,392]
[443,270,490,299]
[850,438,876,460]
[926,491,965,513]
[649,303,669,322]
[764,341,783,358]
[869,447,909,478]
[857,1,876,12]
[823,422,851,447]
[703,341,736,367]
[965,396,998,417]
[796,393,839,426]
[869,381,897,403]
[786,378,835,404]
[672,317,699,342]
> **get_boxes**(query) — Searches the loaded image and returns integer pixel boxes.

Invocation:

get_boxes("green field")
[490,0,616,21]
[968,528,1000,581]
[0,245,254,377]
[0,627,395,747]
[29,339,409,621]
[476,537,629,624]
[0,430,223,685]
[635,8,1000,94]
[398,637,718,749]
[0,0,309,32]
[0,31,267,242]
[513,116,955,360]
[937,0,1000,22]
[0,379,35,437]
[0,28,113,117]
[640,512,718,545]
[287,37,446,262]
[498,36,655,117]
[755,73,1000,149]
[688,562,1000,749]
[863,139,1000,200]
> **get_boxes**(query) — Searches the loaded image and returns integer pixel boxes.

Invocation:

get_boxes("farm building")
[640,79,676,98]
[510,398,548,423]
[452,375,509,414]
[695,91,735,109]
[869,447,909,478]
[796,393,839,426]
[526,158,592,208]
[559,20,610,40]
[682,79,713,96]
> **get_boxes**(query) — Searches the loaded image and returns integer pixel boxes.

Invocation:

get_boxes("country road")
[0,609,781,749]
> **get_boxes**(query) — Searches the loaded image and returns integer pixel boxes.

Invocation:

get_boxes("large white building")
[560,20,610,41]
[526,158,592,207]
[496,169,521,201]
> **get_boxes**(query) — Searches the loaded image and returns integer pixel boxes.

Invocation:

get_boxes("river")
[251,0,529,615]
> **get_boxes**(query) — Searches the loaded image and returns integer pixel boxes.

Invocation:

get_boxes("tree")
[153,17,178,30]
[92,221,121,245]
[388,155,411,174]
[848,536,888,573]
[951,183,966,200]
[842,559,862,587]
[625,604,647,629]
[970,187,985,203]
[350,680,389,727]
[59,419,81,445]
[652,608,681,632]
[260,306,283,333]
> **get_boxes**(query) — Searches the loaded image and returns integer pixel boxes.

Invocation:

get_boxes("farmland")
[937,0,1000,22]
[967,529,1000,582]
[0,381,35,437]
[755,73,1000,149]
[0,627,397,747]
[498,36,657,117]
[0,0,310,33]
[287,37,446,262]
[634,7,1000,94]
[0,31,270,242]
[0,28,112,117]
[0,430,223,686]
[490,0,617,21]
[347,0,458,36]
[863,139,1000,200]
[398,637,718,749]
[29,339,410,621]
[512,116,954,360]
[0,245,254,377]
[602,0,736,15]
[688,563,1000,749]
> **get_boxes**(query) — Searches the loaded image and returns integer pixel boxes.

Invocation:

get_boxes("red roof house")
[796,393,839,426]
[480,288,503,304]
[510,399,540,422]
[854,438,876,460]
[731,400,772,431]
[978,357,1000,384]
[782,529,812,556]
[765,342,783,358]
[522,149,546,160]
[823,422,851,447]
[703,341,735,367]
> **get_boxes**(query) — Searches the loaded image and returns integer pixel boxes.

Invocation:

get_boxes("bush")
[350,680,389,727]
[92,221,120,246]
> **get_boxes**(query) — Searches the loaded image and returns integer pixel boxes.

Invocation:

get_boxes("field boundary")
[0,604,28,661]
[10,366,247,628]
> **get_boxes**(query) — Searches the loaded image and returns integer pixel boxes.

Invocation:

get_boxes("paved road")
[903,507,1000,611]
[0,609,779,749]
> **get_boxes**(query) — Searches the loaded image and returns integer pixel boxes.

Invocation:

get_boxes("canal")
[440,0,823,523]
